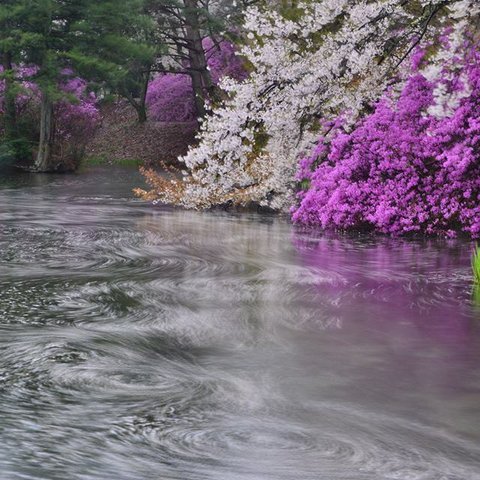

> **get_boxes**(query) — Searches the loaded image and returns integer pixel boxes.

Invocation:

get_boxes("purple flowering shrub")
[202,37,248,84]
[51,74,100,167]
[0,65,38,120]
[292,46,480,237]
[55,75,100,138]
[146,74,196,122]
[0,68,99,166]
[146,38,246,122]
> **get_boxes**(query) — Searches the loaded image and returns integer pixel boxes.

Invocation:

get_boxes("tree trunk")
[183,0,211,117]
[124,92,148,124]
[33,92,55,172]
[198,42,223,105]
[123,65,151,124]
[2,51,17,140]
[137,65,151,124]
[137,103,148,124]
[190,69,206,118]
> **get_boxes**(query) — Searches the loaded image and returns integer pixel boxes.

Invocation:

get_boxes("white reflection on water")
[0,167,479,480]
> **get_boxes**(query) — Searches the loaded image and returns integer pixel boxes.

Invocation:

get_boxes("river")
[0,166,479,480]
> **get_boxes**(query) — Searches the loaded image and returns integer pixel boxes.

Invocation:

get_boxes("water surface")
[0,167,479,480]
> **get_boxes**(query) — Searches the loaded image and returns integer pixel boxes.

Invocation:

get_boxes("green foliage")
[0,138,32,165]
[0,142,18,166]
[279,1,307,21]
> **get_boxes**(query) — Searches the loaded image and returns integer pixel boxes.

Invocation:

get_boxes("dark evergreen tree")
[1,0,152,171]
[0,1,28,155]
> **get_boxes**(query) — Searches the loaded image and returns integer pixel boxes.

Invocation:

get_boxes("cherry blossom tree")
[137,0,479,211]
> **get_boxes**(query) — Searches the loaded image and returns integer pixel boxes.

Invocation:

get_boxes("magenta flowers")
[146,38,246,122]
[293,46,480,238]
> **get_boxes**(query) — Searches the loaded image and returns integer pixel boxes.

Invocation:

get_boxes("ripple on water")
[0,171,479,480]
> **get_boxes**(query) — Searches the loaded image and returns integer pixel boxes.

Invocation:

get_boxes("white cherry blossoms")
[138,0,478,210]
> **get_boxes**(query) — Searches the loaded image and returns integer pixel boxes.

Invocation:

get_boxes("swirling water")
[0,167,479,480]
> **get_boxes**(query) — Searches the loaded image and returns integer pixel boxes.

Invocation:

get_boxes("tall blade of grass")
[472,244,480,285]
[472,245,480,309]
[473,284,480,307]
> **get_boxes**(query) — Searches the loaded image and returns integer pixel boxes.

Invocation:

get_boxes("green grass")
[473,284,480,306]
[83,155,109,166]
[472,245,480,308]
[473,244,480,285]
[115,157,143,167]
[81,155,143,168]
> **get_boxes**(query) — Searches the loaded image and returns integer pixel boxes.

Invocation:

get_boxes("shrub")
[146,74,196,122]
[146,38,246,122]
[292,45,480,238]
[0,67,100,167]
[54,75,101,168]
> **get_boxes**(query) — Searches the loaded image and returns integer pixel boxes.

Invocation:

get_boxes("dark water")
[0,167,479,480]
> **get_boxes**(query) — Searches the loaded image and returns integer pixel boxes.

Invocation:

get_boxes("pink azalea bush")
[292,45,480,238]
[55,74,100,142]
[202,38,248,84]
[0,65,38,119]
[146,74,195,122]
[52,74,100,167]
[0,67,99,166]
[146,38,246,122]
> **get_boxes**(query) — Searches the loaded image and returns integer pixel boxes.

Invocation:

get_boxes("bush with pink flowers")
[146,74,196,123]
[0,68,100,167]
[292,45,480,238]
[146,39,246,122]
[53,75,100,166]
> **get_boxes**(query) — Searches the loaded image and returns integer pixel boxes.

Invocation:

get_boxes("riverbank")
[85,100,197,168]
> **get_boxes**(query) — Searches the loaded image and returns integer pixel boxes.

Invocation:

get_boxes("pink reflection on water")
[291,232,478,347]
